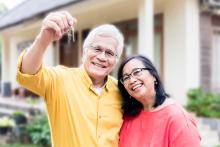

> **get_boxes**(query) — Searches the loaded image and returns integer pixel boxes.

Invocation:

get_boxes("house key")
[67,26,75,43]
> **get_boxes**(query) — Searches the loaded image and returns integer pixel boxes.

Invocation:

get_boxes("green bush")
[12,111,25,117]
[186,88,220,118]
[26,114,51,147]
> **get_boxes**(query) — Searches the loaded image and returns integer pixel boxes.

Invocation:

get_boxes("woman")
[118,55,201,147]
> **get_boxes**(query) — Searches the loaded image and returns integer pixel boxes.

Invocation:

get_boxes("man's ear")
[81,50,87,63]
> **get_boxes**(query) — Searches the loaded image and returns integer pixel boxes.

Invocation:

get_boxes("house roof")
[0,0,82,31]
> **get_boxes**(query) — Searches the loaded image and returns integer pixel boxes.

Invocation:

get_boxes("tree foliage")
[0,3,8,16]
[0,3,7,80]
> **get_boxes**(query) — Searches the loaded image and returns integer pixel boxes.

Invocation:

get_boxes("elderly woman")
[118,55,201,147]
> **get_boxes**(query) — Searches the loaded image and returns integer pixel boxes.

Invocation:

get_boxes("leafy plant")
[26,114,51,147]
[25,97,40,105]
[12,111,25,117]
[12,111,27,125]
[186,88,220,118]
[0,117,15,135]
[0,117,15,127]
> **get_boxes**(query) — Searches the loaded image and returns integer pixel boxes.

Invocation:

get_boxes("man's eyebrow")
[93,44,112,50]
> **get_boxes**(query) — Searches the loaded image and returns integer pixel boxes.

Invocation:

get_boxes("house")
[0,0,219,104]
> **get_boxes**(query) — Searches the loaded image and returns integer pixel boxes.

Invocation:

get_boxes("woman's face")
[122,59,156,103]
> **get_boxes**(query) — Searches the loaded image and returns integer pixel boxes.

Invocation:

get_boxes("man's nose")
[97,51,107,60]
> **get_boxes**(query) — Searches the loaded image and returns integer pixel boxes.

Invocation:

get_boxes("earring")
[129,95,132,99]
[154,81,158,85]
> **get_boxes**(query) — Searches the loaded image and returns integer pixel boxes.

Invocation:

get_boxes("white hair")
[83,24,124,58]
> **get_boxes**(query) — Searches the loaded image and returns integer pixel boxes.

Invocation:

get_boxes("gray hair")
[83,24,124,58]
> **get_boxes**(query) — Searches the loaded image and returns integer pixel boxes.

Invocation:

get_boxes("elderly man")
[16,11,124,147]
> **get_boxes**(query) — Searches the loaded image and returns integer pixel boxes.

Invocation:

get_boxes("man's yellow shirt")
[16,52,123,147]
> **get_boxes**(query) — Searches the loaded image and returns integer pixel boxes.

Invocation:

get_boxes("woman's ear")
[154,79,158,85]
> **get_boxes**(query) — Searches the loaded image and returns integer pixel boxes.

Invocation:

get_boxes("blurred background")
[0,0,219,146]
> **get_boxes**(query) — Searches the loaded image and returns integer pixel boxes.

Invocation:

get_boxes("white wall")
[43,44,56,67]
[6,26,56,89]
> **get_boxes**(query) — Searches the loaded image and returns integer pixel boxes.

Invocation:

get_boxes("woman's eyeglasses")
[120,68,149,85]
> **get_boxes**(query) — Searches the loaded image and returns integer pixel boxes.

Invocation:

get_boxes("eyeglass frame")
[87,45,118,59]
[120,68,150,85]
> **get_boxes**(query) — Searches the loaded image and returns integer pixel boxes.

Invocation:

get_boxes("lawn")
[0,144,39,147]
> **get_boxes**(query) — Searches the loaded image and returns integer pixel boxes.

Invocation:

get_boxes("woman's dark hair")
[117,55,169,117]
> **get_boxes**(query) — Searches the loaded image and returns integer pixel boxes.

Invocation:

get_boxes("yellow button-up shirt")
[16,52,123,147]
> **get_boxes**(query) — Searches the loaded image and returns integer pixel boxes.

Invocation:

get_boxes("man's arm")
[21,11,77,74]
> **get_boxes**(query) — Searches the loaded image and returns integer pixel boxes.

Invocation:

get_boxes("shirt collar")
[79,66,112,92]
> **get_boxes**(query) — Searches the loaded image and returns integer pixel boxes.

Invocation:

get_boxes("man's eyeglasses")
[89,45,117,59]
[120,68,149,85]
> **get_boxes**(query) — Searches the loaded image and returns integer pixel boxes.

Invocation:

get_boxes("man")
[16,11,124,147]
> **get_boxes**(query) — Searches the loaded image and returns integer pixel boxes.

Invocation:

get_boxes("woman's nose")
[129,76,137,84]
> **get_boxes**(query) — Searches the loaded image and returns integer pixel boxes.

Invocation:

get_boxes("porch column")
[185,0,200,92]
[164,0,200,105]
[138,0,154,61]
[78,29,83,65]
[1,35,11,97]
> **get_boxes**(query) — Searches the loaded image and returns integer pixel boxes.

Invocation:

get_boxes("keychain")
[67,26,75,43]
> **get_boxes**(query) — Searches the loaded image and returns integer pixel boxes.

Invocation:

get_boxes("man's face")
[83,35,118,80]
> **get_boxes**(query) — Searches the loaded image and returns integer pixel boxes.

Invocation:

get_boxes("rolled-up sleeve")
[16,50,55,102]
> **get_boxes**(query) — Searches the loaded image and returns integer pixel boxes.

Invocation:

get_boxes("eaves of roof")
[0,0,85,31]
